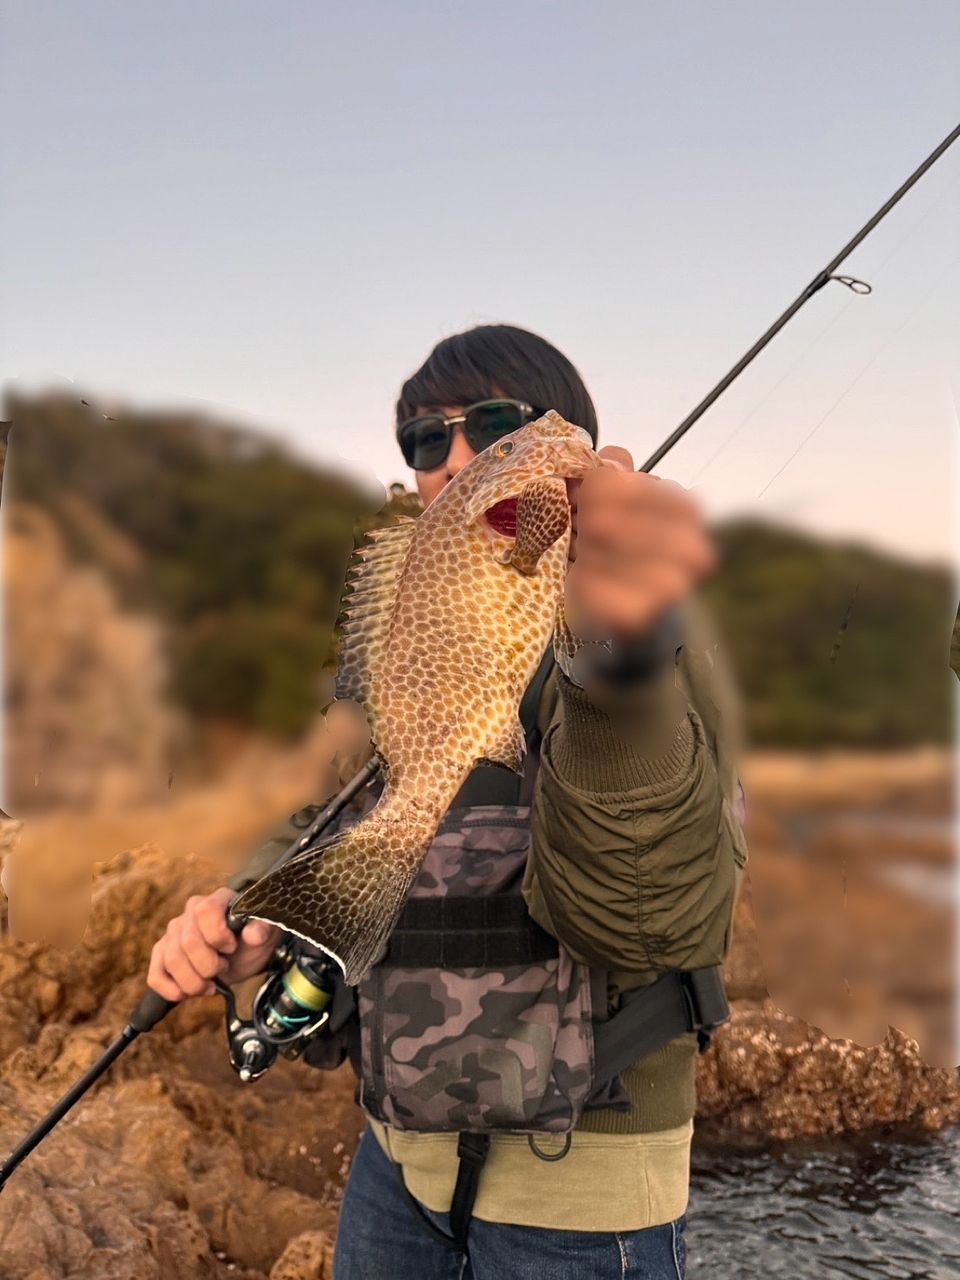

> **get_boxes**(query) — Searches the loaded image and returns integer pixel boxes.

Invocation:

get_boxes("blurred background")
[0,3,957,1278]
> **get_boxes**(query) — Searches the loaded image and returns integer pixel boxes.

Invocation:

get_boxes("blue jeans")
[333,1128,688,1279]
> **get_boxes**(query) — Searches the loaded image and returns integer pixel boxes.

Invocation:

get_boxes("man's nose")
[445,424,477,478]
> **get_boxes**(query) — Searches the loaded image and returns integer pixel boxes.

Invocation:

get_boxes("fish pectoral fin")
[231,827,422,985]
[477,716,526,774]
[509,477,570,576]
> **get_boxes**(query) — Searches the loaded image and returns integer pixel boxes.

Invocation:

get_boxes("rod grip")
[127,987,175,1033]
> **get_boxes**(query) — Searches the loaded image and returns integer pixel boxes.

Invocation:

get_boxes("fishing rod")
[1,121,957,1192]
[640,121,960,474]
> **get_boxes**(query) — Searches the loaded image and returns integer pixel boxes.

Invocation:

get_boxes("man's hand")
[147,887,281,1002]
[565,446,716,640]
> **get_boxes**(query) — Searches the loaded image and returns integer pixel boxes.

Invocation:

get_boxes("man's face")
[411,405,479,508]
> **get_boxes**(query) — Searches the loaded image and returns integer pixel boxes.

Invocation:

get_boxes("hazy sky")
[1,1,957,567]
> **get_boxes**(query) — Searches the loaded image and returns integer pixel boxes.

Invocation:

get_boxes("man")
[149,324,746,1278]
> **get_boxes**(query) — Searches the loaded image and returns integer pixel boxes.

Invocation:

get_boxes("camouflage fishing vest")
[310,750,633,1137]
[356,790,625,1134]
[301,651,731,1136]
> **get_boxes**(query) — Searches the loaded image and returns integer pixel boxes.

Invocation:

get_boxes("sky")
[1,1,958,569]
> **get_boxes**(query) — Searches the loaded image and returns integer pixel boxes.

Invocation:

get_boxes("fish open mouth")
[484,479,580,539]
[484,497,518,538]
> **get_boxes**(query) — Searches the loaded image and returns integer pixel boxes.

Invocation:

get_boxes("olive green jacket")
[229,593,747,1132]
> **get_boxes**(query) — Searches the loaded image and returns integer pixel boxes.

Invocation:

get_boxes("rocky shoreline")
[0,745,956,1278]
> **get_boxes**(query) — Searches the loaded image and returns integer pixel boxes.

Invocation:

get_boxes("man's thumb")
[597,445,634,472]
[242,919,273,947]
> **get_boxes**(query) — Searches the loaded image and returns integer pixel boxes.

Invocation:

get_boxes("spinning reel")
[216,937,338,1082]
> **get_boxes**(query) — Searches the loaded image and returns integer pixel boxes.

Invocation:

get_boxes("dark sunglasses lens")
[464,403,526,452]
[399,418,451,470]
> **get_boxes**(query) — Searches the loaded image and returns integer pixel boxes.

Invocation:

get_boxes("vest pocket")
[357,804,598,1134]
[357,951,595,1134]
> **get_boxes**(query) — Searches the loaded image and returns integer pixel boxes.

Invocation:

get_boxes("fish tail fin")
[231,812,431,985]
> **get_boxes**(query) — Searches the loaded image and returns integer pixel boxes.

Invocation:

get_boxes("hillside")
[700,517,955,747]
[2,391,956,760]
[2,392,382,742]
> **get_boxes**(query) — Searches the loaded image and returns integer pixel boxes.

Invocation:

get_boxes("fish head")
[453,410,600,547]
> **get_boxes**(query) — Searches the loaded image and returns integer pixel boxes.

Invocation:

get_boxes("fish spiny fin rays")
[477,715,526,774]
[335,517,417,728]
[509,476,570,576]
[231,799,434,985]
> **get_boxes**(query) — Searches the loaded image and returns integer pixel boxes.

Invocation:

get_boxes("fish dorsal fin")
[334,517,417,737]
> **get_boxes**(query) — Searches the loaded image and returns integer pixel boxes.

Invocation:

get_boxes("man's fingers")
[165,947,216,998]
[572,547,691,602]
[635,475,699,519]
[565,444,717,637]
[567,560,690,633]
[162,919,219,997]
[577,467,657,514]
[181,916,229,981]
[575,500,712,569]
[194,891,238,953]
[147,947,190,1002]
[582,465,699,520]
[148,887,267,1005]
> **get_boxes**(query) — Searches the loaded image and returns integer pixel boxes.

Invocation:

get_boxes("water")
[781,810,955,856]
[688,1127,960,1278]
[877,862,956,909]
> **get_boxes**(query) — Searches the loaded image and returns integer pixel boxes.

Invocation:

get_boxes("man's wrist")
[594,608,684,686]
[557,606,684,691]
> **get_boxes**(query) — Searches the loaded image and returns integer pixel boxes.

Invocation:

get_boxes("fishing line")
[688,299,855,485]
[642,122,960,475]
[756,268,953,499]
[689,182,959,486]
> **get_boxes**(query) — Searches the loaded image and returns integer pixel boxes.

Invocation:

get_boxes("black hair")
[395,324,598,445]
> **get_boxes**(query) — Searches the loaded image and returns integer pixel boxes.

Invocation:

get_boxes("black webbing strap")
[390,1162,462,1252]
[450,1133,491,1250]
[389,1132,491,1255]
[592,966,731,1084]
[381,894,559,967]
[448,768,522,808]
[518,644,554,746]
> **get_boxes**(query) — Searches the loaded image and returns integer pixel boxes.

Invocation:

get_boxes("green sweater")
[528,594,746,1133]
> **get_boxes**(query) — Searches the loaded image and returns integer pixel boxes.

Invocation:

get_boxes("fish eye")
[495,439,515,458]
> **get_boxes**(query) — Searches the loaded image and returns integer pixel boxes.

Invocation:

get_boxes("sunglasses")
[397,399,545,471]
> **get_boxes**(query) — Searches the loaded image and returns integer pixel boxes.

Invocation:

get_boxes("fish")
[231,410,600,984]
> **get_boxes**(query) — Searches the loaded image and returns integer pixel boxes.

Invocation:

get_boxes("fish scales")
[232,411,600,983]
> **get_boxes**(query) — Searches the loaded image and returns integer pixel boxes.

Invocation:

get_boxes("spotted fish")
[232,411,600,983]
